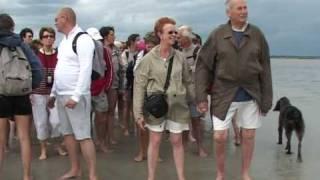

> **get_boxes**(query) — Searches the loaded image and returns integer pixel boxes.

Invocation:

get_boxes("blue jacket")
[0,30,43,89]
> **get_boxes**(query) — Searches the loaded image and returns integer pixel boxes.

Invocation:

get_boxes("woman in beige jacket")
[133,17,193,180]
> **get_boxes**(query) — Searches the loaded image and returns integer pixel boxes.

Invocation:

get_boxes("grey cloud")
[1,0,319,56]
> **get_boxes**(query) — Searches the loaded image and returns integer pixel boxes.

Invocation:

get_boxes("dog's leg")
[278,122,283,144]
[297,132,303,162]
[285,130,293,154]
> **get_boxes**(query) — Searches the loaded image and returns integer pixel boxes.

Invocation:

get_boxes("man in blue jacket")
[0,13,43,180]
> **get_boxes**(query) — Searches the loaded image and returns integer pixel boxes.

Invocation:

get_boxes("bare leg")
[214,130,228,180]
[55,141,67,156]
[79,139,98,180]
[94,111,111,153]
[232,117,241,146]
[120,92,130,136]
[170,133,186,180]
[107,89,118,145]
[241,129,256,180]
[15,115,32,180]
[0,118,8,176]
[147,131,162,180]
[191,118,208,157]
[5,120,10,152]
[134,127,148,162]
[59,135,81,179]
[39,140,47,160]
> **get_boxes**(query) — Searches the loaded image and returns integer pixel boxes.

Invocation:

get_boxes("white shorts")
[146,120,189,134]
[31,94,61,140]
[56,95,92,140]
[212,100,261,131]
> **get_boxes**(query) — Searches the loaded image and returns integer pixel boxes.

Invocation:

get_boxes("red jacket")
[91,47,113,96]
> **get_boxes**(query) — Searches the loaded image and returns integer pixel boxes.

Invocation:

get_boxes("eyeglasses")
[42,35,55,39]
[168,31,178,35]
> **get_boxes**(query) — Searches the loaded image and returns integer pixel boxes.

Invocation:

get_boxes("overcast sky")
[1,0,319,56]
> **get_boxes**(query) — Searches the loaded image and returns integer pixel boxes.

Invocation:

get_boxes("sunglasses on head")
[168,31,178,35]
[42,35,55,39]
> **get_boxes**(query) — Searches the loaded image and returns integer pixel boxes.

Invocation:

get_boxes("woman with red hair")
[133,17,192,180]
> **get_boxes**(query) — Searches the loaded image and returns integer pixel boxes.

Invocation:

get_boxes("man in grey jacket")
[195,0,272,179]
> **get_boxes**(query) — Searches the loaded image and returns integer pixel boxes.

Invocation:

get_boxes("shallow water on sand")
[2,58,320,180]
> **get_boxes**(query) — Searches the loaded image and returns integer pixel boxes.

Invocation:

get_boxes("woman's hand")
[136,117,146,131]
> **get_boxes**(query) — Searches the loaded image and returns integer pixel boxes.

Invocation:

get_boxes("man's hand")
[136,117,146,131]
[65,99,77,109]
[47,97,56,109]
[197,101,208,113]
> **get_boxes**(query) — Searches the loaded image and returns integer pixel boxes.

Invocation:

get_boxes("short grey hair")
[178,25,194,40]
[225,0,247,10]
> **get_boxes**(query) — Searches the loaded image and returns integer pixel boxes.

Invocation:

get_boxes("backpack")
[0,45,32,96]
[72,32,106,80]
[125,51,137,89]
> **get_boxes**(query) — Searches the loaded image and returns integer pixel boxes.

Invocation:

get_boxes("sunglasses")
[42,35,55,39]
[168,31,178,35]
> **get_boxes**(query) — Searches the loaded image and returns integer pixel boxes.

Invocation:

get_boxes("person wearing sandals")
[134,17,193,180]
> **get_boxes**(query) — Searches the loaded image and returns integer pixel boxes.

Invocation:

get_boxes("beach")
[2,58,320,180]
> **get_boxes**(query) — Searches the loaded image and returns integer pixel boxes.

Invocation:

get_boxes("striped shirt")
[32,49,58,95]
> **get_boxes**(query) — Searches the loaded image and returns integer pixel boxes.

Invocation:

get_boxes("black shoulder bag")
[144,55,174,118]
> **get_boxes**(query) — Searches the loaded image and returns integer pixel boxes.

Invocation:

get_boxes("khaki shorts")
[56,95,92,140]
[91,92,108,112]
[212,100,262,131]
[146,120,189,133]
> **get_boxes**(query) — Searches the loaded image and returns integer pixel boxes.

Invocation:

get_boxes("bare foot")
[188,133,196,143]
[216,176,224,180]
[99,144,113,153]
[58,170,81,180]
[134,153,146,162]
[23,175,33,180]
[198,148,208,158]
[242,174,252,180]
[110,139,118,145]
[123,129,130,136]
[39,153,47,160]
[5,145,10,153]
[89,175,98,180]
[56,147,68,156]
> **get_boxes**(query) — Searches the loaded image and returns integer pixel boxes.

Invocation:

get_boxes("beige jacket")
[133,45,193,125]
[195,22,273,120]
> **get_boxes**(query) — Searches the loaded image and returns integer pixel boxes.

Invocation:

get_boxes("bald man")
[195,0,272,180]
[48,7,98,180]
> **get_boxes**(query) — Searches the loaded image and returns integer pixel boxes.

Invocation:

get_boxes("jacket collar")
[222,21,253,49]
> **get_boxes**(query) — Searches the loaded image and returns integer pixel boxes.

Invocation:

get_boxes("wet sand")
[2,59,320,180]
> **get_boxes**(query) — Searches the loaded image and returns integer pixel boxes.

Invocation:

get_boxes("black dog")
[273,97,305,162]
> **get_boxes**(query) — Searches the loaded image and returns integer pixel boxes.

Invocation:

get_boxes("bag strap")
[163,55,174,93]
[0,44,4,54]
[193,46,200,60]
[72,32,87,54]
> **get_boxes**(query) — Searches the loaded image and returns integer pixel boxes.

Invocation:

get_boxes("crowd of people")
[0,0,273,180]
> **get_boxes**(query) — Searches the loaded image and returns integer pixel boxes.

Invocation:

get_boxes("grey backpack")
[0,45,32,96]
[72,32,106,80]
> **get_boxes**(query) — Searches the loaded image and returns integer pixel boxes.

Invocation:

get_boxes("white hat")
[86,27,103,40]
[113,40,122,48]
